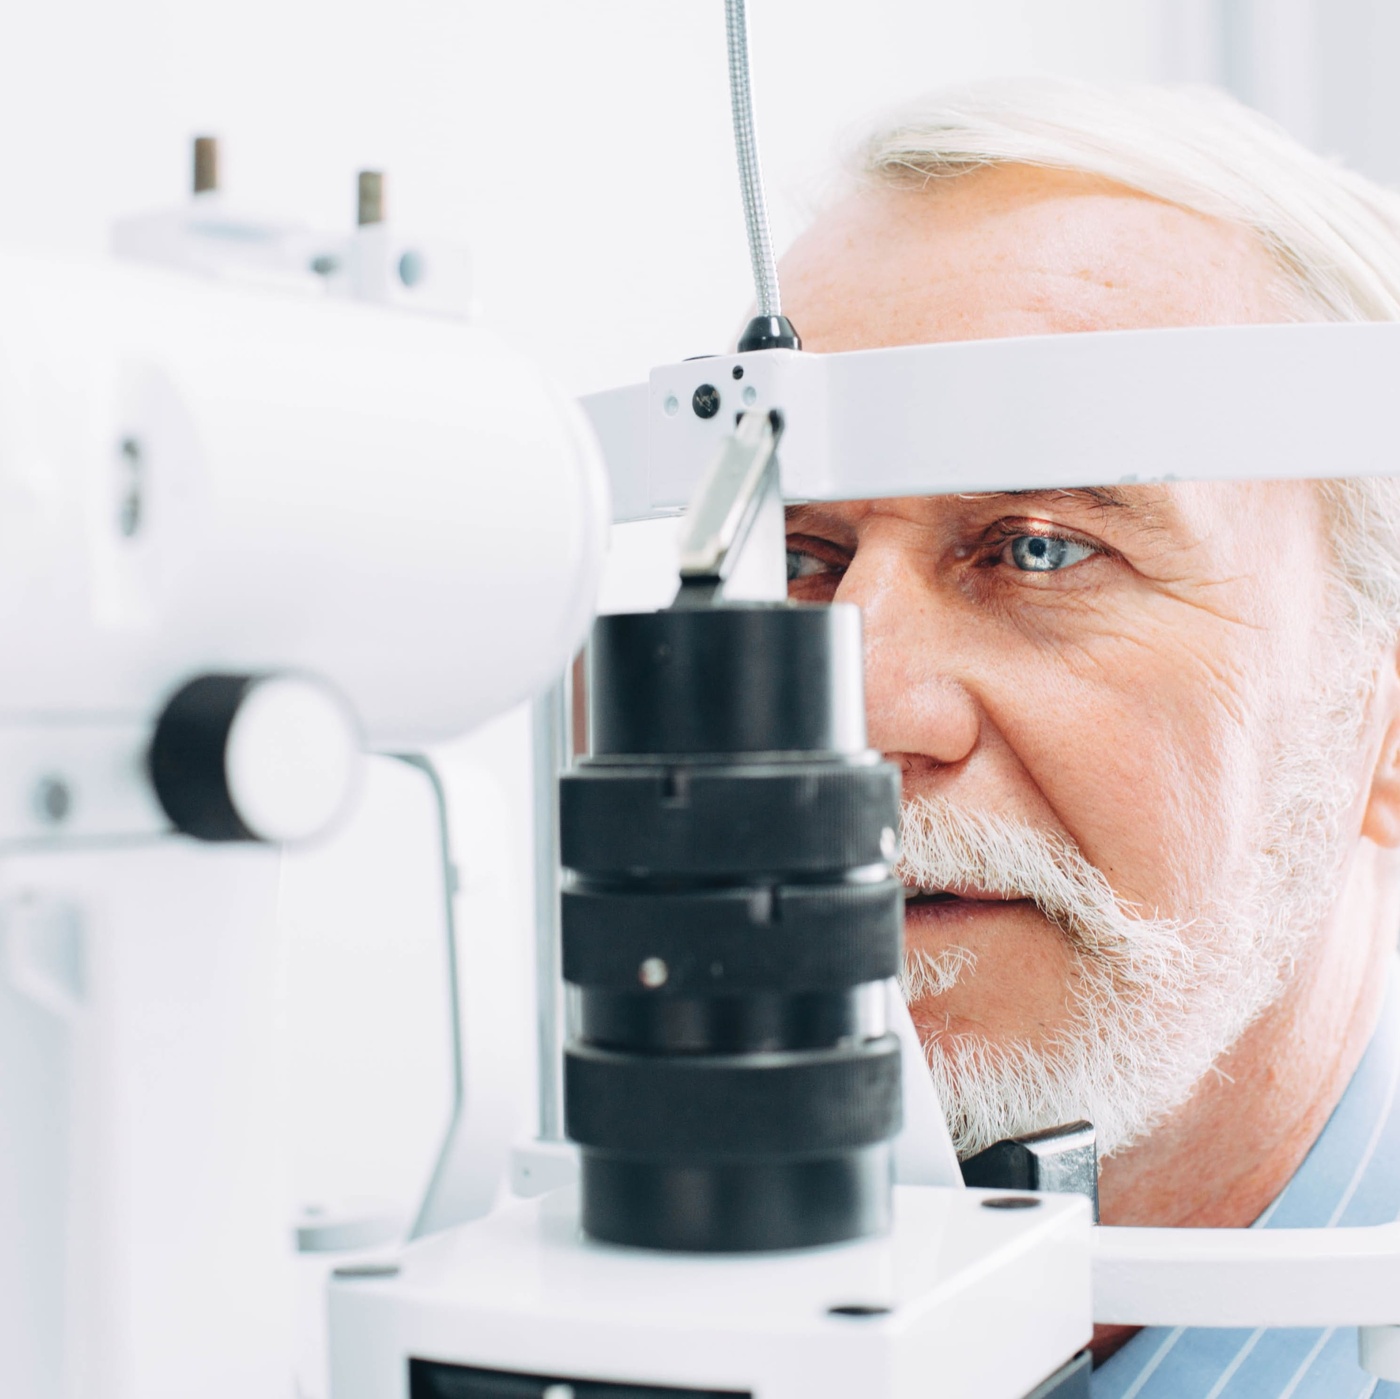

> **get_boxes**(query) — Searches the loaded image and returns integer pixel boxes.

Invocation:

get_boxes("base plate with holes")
[329,1184,1092,1399]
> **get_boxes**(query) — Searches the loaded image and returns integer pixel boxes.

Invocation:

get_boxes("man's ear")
[1362,646,1400,847]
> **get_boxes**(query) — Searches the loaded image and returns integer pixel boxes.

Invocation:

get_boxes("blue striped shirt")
[1094,959,1400,1399]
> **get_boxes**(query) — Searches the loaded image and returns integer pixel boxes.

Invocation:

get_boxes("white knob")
[150,672,362,844]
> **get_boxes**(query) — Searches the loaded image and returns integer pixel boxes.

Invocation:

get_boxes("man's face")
[778,167,1371,1157]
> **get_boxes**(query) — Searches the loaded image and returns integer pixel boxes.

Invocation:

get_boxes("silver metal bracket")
[674,409,786,607]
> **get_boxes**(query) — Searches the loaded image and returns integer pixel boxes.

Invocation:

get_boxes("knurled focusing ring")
[560,760,897,878]
[566,1037,901,1159]
[562,880,902,994]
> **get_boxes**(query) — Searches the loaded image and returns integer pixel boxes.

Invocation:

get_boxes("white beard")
[897,659,1369,1161]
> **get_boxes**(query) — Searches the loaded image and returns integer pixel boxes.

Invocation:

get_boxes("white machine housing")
[0,244,609,1399]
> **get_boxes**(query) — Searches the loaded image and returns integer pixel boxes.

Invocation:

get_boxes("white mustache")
[895,794,1193,989]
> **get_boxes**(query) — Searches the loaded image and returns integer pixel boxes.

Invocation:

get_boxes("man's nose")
[835,544,981,776]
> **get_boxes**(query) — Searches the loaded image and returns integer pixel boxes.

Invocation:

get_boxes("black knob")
[149,673,361,843]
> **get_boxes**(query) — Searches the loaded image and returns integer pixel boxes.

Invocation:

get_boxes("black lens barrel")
[562,602,903,1252]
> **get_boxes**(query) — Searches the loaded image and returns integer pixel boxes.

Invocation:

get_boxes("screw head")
[879,826,898,862]
[639,956,669,989]
[33,777,72,825]
[692,383,721,419]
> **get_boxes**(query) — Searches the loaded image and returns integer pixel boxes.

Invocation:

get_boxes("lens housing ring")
[566,1037,902,1159]
[560,760,896,877]
[562,880,902,993]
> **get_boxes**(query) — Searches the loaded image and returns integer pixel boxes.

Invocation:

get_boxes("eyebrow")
[785,483,1178,549]
[966,486,1136,511]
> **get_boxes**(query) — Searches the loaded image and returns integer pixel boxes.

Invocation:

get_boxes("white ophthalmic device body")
[7,17,1400,1399]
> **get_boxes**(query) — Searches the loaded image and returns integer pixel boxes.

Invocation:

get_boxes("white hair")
[853,77,1400,644]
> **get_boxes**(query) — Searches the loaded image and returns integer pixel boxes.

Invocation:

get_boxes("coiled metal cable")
[726,0,782,318]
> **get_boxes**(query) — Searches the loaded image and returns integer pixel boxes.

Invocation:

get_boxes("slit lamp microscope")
[3,4,1400,1397]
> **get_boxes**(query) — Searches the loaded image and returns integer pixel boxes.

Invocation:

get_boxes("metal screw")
[692,383,721,419]
[639,956,669,989]
[192,136,219,195]
[879,826,898,862]
[731,364,745,380]
[33,777,72,825]
[357,170,385,227]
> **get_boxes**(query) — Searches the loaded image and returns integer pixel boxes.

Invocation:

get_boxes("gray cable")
[389,752,465,1242]
[726,0,782,318]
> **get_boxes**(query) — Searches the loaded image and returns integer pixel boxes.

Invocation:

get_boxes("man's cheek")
[984,632,1263,911]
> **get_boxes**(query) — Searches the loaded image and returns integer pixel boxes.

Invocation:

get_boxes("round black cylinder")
[148,673,260,842]
[588,604,865,757]
[578,1150,890,1253]
[563,598,903,1254]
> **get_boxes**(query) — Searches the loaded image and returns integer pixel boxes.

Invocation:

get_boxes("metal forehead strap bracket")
[674,408,786,607]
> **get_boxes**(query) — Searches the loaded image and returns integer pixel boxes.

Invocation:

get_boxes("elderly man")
[776,79,1400,1394]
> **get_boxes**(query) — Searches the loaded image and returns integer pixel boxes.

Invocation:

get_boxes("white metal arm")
[585,322,1400,520]
[1094,1221,1400,1328]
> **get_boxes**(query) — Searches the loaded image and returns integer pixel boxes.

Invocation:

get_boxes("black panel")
[409,1358,749,1399]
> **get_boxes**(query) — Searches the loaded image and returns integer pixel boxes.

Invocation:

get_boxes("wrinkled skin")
[776,168,1400,1351]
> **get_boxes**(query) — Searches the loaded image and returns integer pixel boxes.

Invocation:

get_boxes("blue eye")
[786,549,829,582]
[1008,534,1095,573]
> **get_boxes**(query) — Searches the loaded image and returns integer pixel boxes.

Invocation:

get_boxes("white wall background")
[6,0,1398,1236]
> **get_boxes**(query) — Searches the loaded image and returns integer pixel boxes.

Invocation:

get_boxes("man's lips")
[902,887,1034,928]
[903,885,1019,905]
